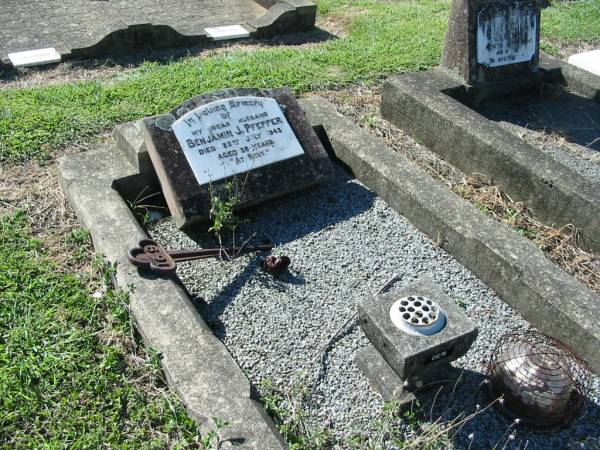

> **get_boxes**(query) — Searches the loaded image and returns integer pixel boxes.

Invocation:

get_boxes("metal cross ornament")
[128,238,273,274]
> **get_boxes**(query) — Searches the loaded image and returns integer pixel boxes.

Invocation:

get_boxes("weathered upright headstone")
[144,88,332,228]
[441,0,547,85]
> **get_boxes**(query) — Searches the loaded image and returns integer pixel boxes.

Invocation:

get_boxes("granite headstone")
[144,88,333,228]
[441,0,547,85]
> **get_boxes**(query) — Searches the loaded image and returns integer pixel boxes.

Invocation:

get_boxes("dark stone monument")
[356,280,478,407]
[441,0,546,86]
[144,88,333,228]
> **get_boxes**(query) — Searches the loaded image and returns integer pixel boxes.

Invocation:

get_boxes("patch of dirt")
[316,7,366,39]
[309,84,600,293]
[0,147,93,271]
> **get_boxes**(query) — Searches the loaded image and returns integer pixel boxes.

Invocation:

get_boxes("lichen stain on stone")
[155,113,176,131]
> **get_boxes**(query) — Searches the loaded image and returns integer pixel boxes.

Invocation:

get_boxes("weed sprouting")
[260,379,333,450]
[199,418,231,449]
[209,181,242,248]
[208,171,252,255]
[126,186,167,226]
[455,298,467,310]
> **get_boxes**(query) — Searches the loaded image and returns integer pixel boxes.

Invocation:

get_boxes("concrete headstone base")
[356,349,463,408]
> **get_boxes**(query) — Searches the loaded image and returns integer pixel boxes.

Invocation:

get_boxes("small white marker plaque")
[205,25,250,41]
[568,49,600,77]
[476,2,537,68]
[172,96,305,185]
[8,47,61,67]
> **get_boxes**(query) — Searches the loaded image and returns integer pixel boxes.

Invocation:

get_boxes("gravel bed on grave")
[148,166,600,449]
[473,88,600,186]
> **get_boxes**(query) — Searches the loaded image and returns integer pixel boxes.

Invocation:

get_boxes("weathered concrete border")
[75,0,316,61]
[299,96,600,374]
[57,146,286,449]
[380,54,600,251]
[541,53,600,101]
[0,0,316,68]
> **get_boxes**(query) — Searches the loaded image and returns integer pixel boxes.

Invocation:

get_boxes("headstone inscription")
[144,88,333,228]
[441,0,547,85]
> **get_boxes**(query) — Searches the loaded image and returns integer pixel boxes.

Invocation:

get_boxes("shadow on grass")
[0,27,338,83]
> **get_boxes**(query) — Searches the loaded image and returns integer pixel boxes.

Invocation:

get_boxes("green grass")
[1,0,446,163]
[1,0,597,164]
[0,212,200,448]
[542,0,600,45]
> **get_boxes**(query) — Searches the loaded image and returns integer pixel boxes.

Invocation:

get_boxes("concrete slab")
[0,0,316,68]
[57,145,286,449]
[205,25,251,41]
[299,96,600,375]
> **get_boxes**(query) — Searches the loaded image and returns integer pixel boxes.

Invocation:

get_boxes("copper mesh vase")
[486,330,589,428]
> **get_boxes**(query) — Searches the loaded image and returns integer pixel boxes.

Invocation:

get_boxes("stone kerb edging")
[72,0,316,62]
[299,96,600,375]
[541,53,600,101]
[249,0,316,36]
[380,65,600,252]
[57,147,286,450]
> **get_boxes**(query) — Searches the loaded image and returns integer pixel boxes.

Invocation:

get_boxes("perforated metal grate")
[389,296,447,336]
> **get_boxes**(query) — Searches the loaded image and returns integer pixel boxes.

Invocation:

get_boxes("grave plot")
[302,96,600,373]
[58,85,600,449]
[146,167,600,448]
[0,0,315,69]
[314,85,600,294]
[380,0,600,252]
